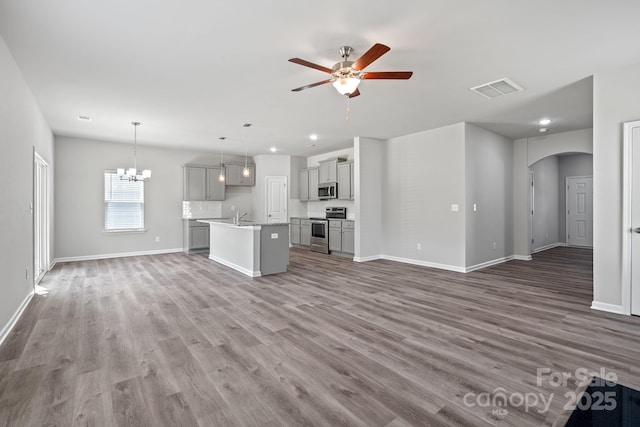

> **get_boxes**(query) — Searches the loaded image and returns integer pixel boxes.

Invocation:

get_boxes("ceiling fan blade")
[363,71,413,80]
[348,88,361,98]
[288,58,333,74]
[291,79,333,92]
[352,43,391,71]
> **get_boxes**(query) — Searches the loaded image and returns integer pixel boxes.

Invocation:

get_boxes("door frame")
[529,171,534,255]
[565,175,593,247]
[33,150,50,286]
[265,176,288,223]
[621,119,640,316]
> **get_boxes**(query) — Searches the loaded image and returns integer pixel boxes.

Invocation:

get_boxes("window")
[104,171,145,231]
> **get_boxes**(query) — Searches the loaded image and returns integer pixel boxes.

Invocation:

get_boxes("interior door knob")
[634,227,640,233]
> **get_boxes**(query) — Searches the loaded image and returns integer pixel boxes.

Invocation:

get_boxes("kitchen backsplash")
[303,200,356,219]
[182,201,223,219]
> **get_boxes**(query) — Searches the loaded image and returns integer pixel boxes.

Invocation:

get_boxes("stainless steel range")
[310,207,347,254]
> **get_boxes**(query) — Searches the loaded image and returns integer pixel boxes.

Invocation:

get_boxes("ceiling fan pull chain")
[345,96,351,122]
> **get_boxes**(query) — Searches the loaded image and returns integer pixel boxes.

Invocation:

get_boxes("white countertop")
[197,219,289,228]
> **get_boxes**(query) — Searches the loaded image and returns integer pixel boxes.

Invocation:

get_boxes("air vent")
[470,78,524,99]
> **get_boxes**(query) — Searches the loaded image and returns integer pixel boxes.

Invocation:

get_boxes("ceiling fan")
[288,43,413,98]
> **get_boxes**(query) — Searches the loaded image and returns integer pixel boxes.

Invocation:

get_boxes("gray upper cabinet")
[184,165,225,201]
[308,167,319,201]
[184,166,207,200]
[299,169,309,200]
[225,163,255,186]
[338,162,354,200]
[318,160,337,184]
[206,167,225,200]
[299,167,319,201]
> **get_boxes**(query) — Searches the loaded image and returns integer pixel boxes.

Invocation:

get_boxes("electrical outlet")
[417,243,422,250]
[451,204,459,212]
[492,242,497,249]
[155,236,160,242]
[473,204,477,212]
[231,205,236,211]
[271,233,278,239]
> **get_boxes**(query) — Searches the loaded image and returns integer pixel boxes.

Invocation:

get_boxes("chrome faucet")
[234,211,249,224]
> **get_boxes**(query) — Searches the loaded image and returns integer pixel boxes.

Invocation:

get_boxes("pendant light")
[218,137,226,182]
[117,121,151,181]
[243,123,251,177]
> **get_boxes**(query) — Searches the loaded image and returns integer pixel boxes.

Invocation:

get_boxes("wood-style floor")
[1,247,639,426]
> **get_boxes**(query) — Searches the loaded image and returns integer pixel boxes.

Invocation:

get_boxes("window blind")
[104,171,144,230]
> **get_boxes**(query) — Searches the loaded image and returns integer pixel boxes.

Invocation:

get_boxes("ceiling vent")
[470,78,524,99]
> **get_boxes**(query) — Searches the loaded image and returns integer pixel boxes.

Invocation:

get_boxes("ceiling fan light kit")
[289,43,413,98]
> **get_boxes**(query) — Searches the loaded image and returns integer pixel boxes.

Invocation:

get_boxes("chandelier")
[117,121,151,181]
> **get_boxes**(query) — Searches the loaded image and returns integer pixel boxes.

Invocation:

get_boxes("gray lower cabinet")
[183,220,210,253]
[184,165,225,201]
[329,225,342,252]
[300,219,311,246]
[290,218,301,245]
[328,220,354,254]
[342,226,354,254]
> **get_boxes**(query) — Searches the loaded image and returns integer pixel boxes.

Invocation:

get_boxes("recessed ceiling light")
[77,115,92,122]
[309,134,318,141]
[538,118,551,126]
[539,128,548,133]
[270,147,277,152]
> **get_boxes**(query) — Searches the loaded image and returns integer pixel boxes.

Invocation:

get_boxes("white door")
[34,152,49,285]
[566,176,593,247]
[629,124,640,315]
[266,176,287,223]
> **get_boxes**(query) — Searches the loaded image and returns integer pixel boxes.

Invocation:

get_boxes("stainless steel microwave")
[318,182,337,200]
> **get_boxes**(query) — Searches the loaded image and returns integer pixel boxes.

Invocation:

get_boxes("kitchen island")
[197,219,289,277]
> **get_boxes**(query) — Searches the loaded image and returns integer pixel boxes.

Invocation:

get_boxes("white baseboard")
[465,256,515,273]
[514,255,533,261]
[53,247,184,264]
[361,253,524,273]
[0,290,35,348]
[208,255,261,277]
[591,301,625,315]
[353,255,383,262]
[380,255,467,273]
[533,242,567,254]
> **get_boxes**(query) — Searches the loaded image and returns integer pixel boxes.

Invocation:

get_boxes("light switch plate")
[451,204,459,212]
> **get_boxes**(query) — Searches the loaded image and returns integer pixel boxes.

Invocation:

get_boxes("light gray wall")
[54,136,250,259]
[354,137,384,260]
[465,123,513,267]
[593,61,640,307]
[381,123,466,268]
[530,156,560,251]
[513,129,592,257]
[0,35,54,335]
[250,155,291,222]
[558,154,593,240]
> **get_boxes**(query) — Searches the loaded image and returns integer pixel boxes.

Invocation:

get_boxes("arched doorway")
[529,153,593,253]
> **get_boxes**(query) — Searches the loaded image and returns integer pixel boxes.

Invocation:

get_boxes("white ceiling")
[2,0,640,157]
